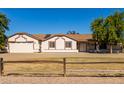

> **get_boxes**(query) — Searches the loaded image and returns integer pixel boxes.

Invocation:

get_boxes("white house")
[7,32,94,53]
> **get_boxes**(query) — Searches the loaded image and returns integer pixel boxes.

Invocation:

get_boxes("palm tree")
[0,13,9,50]
[91,17,106,52]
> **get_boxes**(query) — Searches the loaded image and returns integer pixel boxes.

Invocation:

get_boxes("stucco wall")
[41,36,78,52]
[8,34,40,53]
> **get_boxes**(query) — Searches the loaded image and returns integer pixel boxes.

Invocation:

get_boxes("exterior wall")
[78,42,96,52]
[8,34,40,53]
[88,43,96,50]
[79,43,87,52]
[8,34,99,53]
[9,43,34,53]
[41,36,78,52]
[107,44,122,52]
[107,44,121,50]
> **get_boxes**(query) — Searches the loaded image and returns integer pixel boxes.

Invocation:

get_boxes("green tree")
[91,17,106,52]
[0,13,9,50]
[91,11,124,53]
[67,30,79,34]
[104,15,118,53]
[112,11,124,52]
[105,12,124,53]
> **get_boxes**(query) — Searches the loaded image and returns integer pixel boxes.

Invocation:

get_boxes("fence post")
[0,58,3,76]
[63,58,66,77]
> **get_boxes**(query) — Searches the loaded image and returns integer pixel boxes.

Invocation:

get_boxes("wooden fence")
[0,58,3,76]
[0,58,67,77]
[1,57,124,77]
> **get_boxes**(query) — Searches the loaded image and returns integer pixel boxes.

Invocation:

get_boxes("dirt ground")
[1,53,124,84]
[1,52,124,61]
[1,76,124,84]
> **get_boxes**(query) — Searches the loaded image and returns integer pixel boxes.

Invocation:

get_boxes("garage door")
[9,42,34,53]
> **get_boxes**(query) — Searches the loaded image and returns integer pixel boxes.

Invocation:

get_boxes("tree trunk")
[95,42,99,53]
[110,44,112,54]
[96,44,99,53]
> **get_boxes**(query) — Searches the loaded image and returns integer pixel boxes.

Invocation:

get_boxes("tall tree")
[0,13,9,50]
[91,17,106,52]
[112,11,124,52]
[91,11,124,53]
[105,12,124,53]
[104,15,118,53]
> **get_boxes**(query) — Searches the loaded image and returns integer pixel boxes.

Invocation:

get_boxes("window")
[49,41,55,48]
[65,41,72,48]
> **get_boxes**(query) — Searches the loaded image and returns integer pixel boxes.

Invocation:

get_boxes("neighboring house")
[7,32,95,53]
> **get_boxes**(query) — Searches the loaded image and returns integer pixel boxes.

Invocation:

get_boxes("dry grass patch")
[3,57,124,76]
[67,63,124,70]
[4,63,63,75]
[66,57,124,62]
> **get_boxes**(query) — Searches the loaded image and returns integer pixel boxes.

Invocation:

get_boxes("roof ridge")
[32,33,92,35]
[9,32,92,42]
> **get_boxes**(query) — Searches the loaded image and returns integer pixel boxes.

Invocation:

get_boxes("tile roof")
[9,32,92,42]
[32,34,92,41]
[32,34,47,41]
[66,34,92,42]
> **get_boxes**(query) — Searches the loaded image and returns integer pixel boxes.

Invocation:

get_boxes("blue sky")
[0,8,124,36]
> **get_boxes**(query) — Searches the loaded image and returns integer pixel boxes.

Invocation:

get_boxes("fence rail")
[66,62,124,64]
[3,60,63,63]
[1,57,124,77]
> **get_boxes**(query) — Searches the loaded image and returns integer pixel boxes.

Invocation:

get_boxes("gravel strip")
[1,76,124,84]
